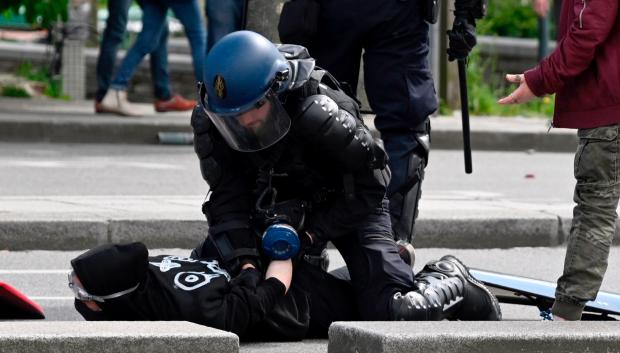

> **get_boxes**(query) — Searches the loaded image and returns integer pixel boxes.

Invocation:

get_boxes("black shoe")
[437,255,502,321]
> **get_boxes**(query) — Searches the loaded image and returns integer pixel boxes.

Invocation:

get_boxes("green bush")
[15,62,69,100]
[477,0,554,39]
[0,0,68,29]
[1,85,30,98]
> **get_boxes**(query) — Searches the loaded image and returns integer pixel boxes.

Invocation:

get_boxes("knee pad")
[385,124,429,243]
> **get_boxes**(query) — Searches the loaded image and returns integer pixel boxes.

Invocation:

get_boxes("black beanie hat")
[70,242,148,297]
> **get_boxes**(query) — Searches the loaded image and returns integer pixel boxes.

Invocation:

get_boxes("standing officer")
[285,0,438,249]
[190,31,499,323]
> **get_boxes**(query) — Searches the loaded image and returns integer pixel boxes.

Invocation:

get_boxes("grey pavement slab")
[240,339,327,353]
[1,195,617,250]
[0,321,238,353]
[0,97,579,151]
[0,98,192,144]
[328,321,620,353]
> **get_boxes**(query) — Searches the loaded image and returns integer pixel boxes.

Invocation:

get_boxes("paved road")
[0,143,576,203]
[3,247,620,322]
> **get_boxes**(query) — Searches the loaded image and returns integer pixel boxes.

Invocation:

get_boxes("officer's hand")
[497,74,536,105]
[447,17,477,61]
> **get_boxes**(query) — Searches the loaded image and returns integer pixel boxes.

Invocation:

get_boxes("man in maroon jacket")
[499,0,620,320]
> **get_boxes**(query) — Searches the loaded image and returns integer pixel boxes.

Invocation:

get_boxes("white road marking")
[29,296,73,301]
[0,160,183,170]
[0,270,68,274]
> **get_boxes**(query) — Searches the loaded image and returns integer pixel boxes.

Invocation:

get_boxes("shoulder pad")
[293,95,384,171]
[191,106,222,188]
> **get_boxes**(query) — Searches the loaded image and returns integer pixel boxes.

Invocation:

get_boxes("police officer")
[293,0,438,248]
[191,31,500,322]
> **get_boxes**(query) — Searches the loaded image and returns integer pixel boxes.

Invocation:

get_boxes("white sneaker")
[98,89,143,117]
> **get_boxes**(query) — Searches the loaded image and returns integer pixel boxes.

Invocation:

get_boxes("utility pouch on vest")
[278,0,320,47]
[422,0,440,24]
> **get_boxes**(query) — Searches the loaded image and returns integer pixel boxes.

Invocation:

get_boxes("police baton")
[447,0,486,174]
[457,57,472,174]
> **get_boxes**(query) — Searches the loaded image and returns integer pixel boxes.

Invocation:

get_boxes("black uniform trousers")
[308,0,437,131]
[308,0,438,197]
[314,198,416,321]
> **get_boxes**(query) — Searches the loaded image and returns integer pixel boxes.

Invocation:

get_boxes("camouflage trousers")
[552,124,620,320]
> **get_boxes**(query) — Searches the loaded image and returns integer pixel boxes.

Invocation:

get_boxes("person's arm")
[291,94,390,239]
[208,260,292,336]
[265,260,292,292]
[525,0,618,96]
[191,106,260,274]
[499,0,618,104]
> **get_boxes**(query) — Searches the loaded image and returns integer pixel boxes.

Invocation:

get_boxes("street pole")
[538,14,550,61]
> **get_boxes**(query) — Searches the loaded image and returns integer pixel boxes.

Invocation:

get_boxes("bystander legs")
[95,0,171,114]
[99,0,206,117]
[204,0,245,53]
[498,0,620,320]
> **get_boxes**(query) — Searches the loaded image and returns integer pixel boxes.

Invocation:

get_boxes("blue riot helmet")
[199,31,292,152]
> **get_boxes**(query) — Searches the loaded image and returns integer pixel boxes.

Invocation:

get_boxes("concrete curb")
[2,196,617,251]
[328,321,620,353]
[0,97,579,151]
[0,114,579,151]
[0,322,238,353]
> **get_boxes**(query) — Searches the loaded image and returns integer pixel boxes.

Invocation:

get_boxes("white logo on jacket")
[150,256,231,291]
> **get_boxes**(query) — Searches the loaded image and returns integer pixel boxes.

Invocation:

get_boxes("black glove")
[447,16,477,61]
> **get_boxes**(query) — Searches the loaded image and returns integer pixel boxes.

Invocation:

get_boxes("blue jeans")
[205,0,245,54]
[111,0,206,94]
[96,0,170,101]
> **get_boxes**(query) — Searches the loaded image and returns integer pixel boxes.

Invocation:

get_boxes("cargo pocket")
[574,126,619,186]
[405,66,438,124]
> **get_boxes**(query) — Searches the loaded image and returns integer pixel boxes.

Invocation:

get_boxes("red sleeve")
[524,0,619,96]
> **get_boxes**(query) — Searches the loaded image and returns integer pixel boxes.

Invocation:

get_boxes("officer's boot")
[438,255,502,321]
[390,255,502,321]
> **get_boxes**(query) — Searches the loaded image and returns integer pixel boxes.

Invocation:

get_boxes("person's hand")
[241,263,256,270]
[533,0,550,17]
[498,74,536,105]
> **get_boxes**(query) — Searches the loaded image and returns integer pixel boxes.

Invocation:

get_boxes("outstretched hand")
[497,74,536,105]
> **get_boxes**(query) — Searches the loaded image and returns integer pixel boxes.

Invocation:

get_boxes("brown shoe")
[154,94,196,112]
[94,100,103,113]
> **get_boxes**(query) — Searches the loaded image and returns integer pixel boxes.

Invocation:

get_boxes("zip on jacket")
[579,0,587,28]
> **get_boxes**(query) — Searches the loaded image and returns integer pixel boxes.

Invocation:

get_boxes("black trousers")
[308,0,438,131]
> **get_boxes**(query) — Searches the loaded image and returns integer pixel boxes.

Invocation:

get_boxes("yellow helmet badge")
[213,75,227,99]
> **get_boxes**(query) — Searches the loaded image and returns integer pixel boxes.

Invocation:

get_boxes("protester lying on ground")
[69,242,300,338]
[70,241,501,340]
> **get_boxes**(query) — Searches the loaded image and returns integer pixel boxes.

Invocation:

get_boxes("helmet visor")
[202,90,291,152]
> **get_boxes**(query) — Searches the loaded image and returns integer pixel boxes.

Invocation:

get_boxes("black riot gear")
[385,119,430,245]
[390,255,502,321]
[192,34,500,325]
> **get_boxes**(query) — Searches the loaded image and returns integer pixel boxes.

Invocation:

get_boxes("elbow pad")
[191,106,222,188]
[293,95,387,171]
